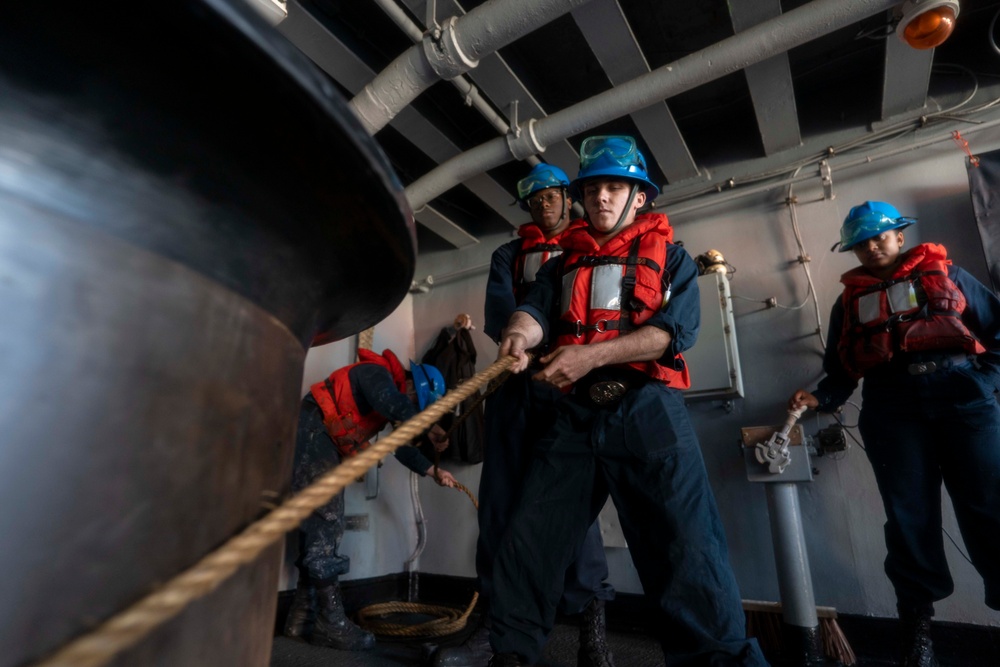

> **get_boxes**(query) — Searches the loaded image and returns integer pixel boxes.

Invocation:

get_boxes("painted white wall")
[409,238,507,579]
[282,294,475,588]
[401,129,1000,626]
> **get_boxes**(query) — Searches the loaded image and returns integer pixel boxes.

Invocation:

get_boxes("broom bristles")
[742,600,857,666]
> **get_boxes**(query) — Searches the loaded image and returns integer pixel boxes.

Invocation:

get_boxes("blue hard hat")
[516,163,571,211]
[410,361,446,410]
[570,135,660,201]
[836,201,916,252]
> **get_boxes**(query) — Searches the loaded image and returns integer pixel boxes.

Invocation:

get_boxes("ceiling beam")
[412,206,480,248]
[406,0,901,210]
[729,0,801,156]
[881,23,934,120]
[571,0,700,184]
[278,0,504,243]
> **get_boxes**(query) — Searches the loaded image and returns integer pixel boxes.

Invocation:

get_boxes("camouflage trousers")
[292,396,350,584]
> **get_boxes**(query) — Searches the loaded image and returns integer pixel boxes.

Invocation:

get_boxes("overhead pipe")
[350,0,594,135]
[371,0,522,148]
[374,0,591,217]
[406,0,900,210]
[663,113,1000,217]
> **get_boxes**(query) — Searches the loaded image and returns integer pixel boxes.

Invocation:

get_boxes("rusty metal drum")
[0,1,415,664]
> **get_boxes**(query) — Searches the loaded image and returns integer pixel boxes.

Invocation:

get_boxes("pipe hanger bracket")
[423,16,478,81]
[506,118,545,161]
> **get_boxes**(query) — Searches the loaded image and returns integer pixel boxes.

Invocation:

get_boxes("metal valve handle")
[755,406,806,474]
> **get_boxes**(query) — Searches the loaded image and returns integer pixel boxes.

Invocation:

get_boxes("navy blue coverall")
[812,265,1000,611]
[489,244,767,666]
[481,237,614,615]
[293,364,434,585]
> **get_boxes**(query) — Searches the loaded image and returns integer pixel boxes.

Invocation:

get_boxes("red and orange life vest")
[309,349,407,457]
[837,243,985,378]
[512,219,586,303]
[553,212,690,388]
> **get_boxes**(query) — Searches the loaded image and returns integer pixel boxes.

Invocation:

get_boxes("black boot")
[899,604,938,667]
[283,579,316,642]
[432,620,492,666]
[310,582,376,651]
[578,598,615,667]
[488,653,529,667]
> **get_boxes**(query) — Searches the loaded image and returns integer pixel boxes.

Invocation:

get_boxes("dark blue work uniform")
[813,265,1000,611]
[480,238,614,615]
[293,364,433,585]
[488,245,767,666]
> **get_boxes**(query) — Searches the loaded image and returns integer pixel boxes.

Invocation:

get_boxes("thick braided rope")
[451,480,478,510]
[33,355,519,667]
[357,327,375,353]
[355,477,479,638]
[357,592,479,638]
[443,370,510,440]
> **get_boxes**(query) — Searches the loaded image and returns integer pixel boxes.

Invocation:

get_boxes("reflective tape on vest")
[590,264,624,311]
[522,248,561,283]
[858,281,920,324]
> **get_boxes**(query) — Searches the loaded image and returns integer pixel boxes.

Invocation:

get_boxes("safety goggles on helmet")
[516,163,571,211]
[579,135,643,170]
[572,135,660,200]
[833,201,916,252]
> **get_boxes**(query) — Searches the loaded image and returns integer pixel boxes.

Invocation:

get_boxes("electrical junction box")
[685,272,744,401]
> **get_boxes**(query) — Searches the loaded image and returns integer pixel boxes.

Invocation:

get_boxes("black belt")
[899,353,971,375]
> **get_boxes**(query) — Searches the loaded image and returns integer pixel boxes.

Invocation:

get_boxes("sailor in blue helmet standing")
[488,136,768,667]
[789,201,1000,667]
[284,350,458,652]
[434,163,614,667]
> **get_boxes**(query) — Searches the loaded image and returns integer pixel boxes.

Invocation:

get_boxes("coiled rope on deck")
[357,592,480,638]
[33,355,519,667]
[354,473,481,639]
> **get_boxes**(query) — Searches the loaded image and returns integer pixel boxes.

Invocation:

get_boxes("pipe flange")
[506,118,545,161]
[423,16,478,80]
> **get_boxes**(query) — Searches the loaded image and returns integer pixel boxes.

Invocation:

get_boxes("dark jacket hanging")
[421,327,485,463]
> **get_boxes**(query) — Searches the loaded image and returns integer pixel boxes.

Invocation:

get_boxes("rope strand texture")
[357,592,479,638]
[33,355,519,667]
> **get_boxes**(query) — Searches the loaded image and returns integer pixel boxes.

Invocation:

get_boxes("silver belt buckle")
[588,380,627,406]
[907,361,938,375]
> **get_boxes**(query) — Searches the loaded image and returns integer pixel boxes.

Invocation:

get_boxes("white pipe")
[663,113,1000,217]
[244,0,286,25]
[370,0,533,154]
[409,262,491,294]
[406,0,899,210]
[351,0,595,135]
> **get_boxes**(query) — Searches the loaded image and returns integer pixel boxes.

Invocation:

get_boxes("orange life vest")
[554,212,690,388]
[513,219,586,303]
[309,349,407,457]
[838,243,985,378]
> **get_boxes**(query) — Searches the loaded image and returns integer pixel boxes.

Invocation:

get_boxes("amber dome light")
[897,0,960,50]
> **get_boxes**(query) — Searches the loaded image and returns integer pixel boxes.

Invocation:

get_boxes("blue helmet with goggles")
[516,163,571,211]
[410,361,446,410]
[835,201,916,252]
[570,135,659,201]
